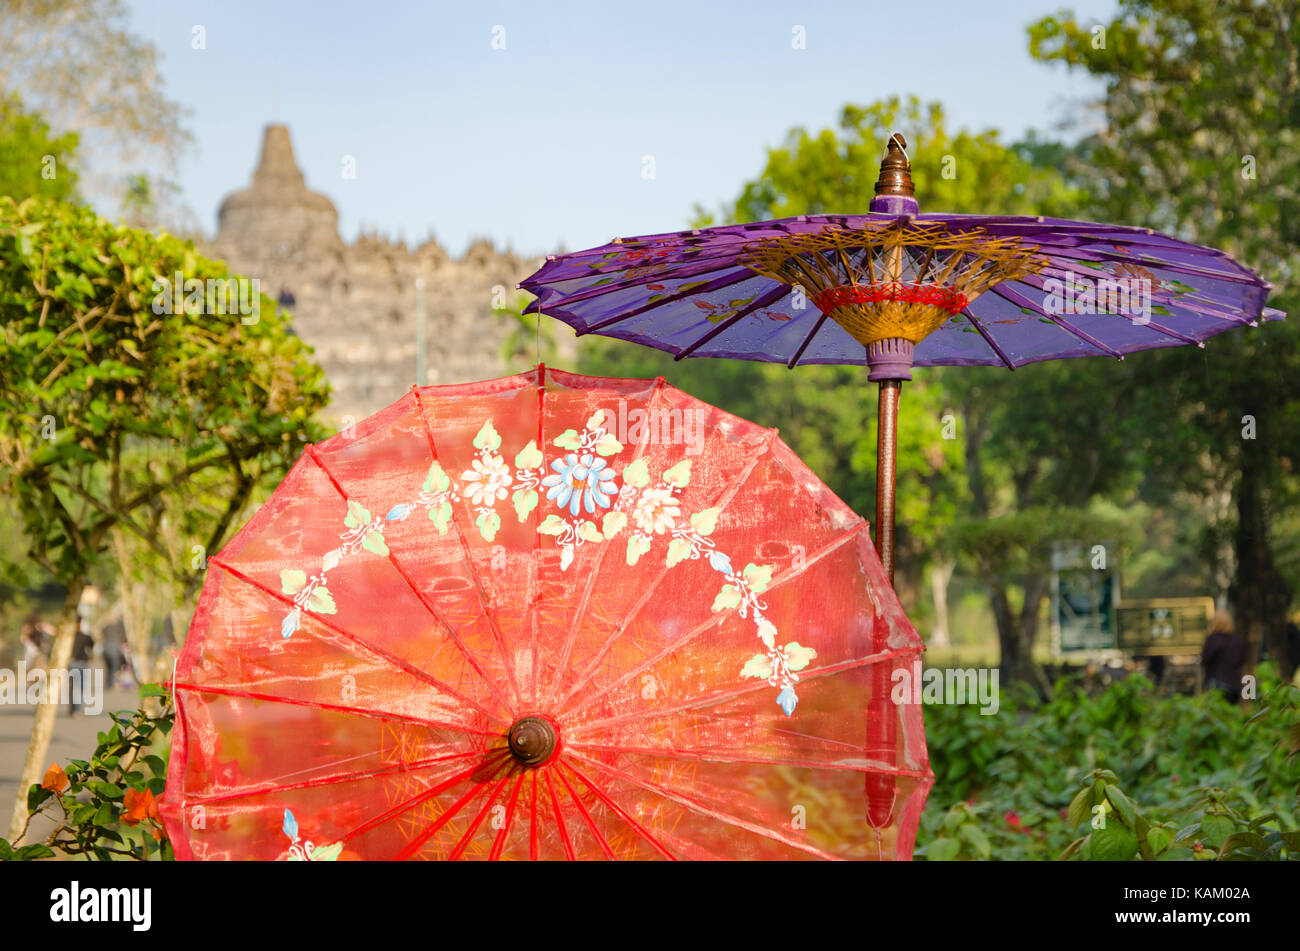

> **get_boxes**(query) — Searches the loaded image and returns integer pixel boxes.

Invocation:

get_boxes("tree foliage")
[0,0,192,219]
[0,195,330,839]
[1029,0,1300,676]
[0,93,78,202]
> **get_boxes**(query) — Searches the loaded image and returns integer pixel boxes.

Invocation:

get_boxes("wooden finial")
[874,133,914,199]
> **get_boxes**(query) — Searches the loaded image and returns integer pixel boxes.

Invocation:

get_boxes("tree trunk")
[992,578,1051,698]
[1230,442,1293,681]
[928,558,954,648]
[7,583,83,843]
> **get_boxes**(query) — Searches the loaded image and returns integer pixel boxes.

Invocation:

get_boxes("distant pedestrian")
[19,616,47,685]
[102,616,127,686]
[1202,610,1246,705]
[68,625,95,717]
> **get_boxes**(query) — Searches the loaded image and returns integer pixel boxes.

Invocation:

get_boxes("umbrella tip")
[874,132,914,199]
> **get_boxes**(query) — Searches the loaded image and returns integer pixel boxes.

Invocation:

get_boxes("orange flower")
[121,787,157,826]
[41,763,68,793]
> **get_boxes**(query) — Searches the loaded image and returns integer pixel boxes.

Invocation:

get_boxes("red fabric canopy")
[160,367,932,859]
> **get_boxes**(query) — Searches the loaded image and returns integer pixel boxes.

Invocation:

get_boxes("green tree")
[0,0,192,222]
[1029,0,1300,678]
[0,196,331,841]
[0,94,78,201]
[694,94,1084,226]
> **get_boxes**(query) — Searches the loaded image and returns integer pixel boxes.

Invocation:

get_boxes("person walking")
[1201,610,1246,704]
[101,616,127,687]
[19,616,47,687]
[68,623,95,717]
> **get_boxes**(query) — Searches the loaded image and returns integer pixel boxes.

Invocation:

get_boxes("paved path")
[0,668,143,845]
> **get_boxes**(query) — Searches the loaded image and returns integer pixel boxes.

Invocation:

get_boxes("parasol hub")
[508,714,561,767]
[865,337,916,382]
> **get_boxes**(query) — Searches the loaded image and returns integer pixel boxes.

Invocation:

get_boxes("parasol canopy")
[517,135,1284,580]
[518,199,1282,373]
[159,368,931,860]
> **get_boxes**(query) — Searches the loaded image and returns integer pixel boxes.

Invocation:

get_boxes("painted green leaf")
[473,420,502,451]
[515,440,543,470]
[538,514,567,536]
[308,586,337,615]
[740,653,773,679]
[623,458,650,488]
[742,562,774,593]
[429,500,453,534]
[361,531,389,556]
[782,642,816,671]
[280,568,307,596]
[309,842,344,862]
[423,461,450,493]
[626,534,652,566]
[477,510,501,541]
[344,500,371,529]
[594,432,623,456]
[553,429,582,450]
[662,460,692,487]
[690,506,720,537]
[513,488,538,521]
[666,537,692,567]
[601,510,628,537]
[711,584,742,613]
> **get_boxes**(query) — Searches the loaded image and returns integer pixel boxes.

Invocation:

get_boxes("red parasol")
[159,368,930,859]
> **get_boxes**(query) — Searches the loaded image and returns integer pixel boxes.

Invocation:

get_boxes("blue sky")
[125,0,1115,256]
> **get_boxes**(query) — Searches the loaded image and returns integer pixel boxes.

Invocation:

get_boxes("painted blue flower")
[776,685,798,717]
[708,550,733,575]
[385,503,412,521]
[282,809,299,841]
[541,453,618,517]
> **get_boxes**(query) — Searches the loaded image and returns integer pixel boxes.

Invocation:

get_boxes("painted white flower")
[632,485,680,535]
[462,454,511,506]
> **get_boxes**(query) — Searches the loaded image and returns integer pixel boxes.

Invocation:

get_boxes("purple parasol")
[519,135,1284,582]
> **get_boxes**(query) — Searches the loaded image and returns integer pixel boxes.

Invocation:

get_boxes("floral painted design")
[542,453,618,516]
[711,559,817,716]
[272,411,816,713]
[280,809,342,861]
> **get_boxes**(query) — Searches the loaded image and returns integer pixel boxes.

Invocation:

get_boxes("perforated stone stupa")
[209,123,567,419]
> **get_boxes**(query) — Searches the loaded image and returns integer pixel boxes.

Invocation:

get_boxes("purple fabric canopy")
[519,213,1284,369]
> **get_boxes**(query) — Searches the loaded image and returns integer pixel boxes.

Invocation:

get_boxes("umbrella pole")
[875,379,901,586]
[865,132,917,591]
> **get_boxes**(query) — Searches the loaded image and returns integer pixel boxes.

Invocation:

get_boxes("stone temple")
[209,123,571,420]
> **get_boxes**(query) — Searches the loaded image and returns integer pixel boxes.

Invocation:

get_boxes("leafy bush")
[1,685,174,860]
[918,671,1300,860]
